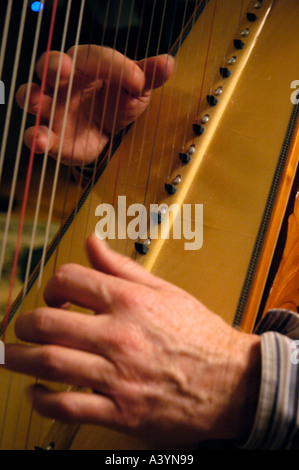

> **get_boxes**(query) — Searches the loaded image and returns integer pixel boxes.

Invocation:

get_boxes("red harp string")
[1,0,59,342]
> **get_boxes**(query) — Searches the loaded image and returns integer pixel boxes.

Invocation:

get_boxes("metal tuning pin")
[152,207,167,225]
[135,238,151,255]
[180,144,196,164]
[165,175,182,195]
[201,115,209,124]
[214,86,223,96]
[254,1,263,8]
[247,12,258,22]
[241,28,250,37]
[173,175,182,185]
[227,56,237,65]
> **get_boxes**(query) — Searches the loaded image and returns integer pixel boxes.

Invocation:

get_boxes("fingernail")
[163,54,175,64]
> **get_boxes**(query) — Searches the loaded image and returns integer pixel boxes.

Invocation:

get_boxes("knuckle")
[118,286,142,310]
[113,324,143,356]
[117,398,143,430]
[51,264,73,288]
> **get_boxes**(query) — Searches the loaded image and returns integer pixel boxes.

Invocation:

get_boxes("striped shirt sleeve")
[241,310,299,450]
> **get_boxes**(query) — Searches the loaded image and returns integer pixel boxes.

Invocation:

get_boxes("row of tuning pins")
[165,0,263,191]
[135,0,263,255]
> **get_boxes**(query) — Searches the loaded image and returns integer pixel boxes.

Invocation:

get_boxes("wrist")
[225,332,262,443]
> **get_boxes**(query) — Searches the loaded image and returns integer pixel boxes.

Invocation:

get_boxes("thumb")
[86,235,167,289]
[137,54,175,91]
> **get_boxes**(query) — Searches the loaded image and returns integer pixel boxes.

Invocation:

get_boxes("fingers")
[29,385,119,427]
[5,343,115,393]
[16,83,53,118]
[137,54,175,91]
[13,308,113,355]
[43,262,132,312]
[86,235,169,290]
[35,51,74,90]
[67,45,146,96]
[23,125,58,154]
[22,124,108,165]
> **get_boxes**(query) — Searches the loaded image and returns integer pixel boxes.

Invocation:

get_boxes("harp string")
[220,1,236,70]
[0,0,32,289]
[71,0,126,255]
[112,0,172,252]
[193,0,218,136]
[1,0,58,341]
[59,0,114,268]
[32,0,152,448]
[119,0,165,248]
[159,0,200,189]
[10,0,74,450]
[138,0,180,228]
[24,0,112,449]
[33,0,86,306]
[84,0,159,254]
[64,0,132,264]
[0,0,29,185]
[238,0,246,32]
[179,0,205,157]
[130,0,171,218]
[101,0,148,255]
[33,1,144,446]
[0,0,43,290]
[90,0,142,243]
[75,0,155,260]
[78,0,138,254]
[70,1,119,264]
[0,0,59,450]
[207,0,223,97]
[0,0,13,79]
[21,0,74,309]
[0,0,46,450]
[24,0,115,449]
[111,0,156,257]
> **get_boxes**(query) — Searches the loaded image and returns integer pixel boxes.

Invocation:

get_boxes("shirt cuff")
[240,331,299,449]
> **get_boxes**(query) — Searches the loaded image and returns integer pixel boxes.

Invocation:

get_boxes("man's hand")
[5,236,261,446]
[16,47,174,165]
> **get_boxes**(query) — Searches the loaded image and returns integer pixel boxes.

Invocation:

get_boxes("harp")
[0,0,298,450]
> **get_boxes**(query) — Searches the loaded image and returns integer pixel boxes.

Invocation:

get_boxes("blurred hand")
[6,236,261,446]
[16,46,174,165]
